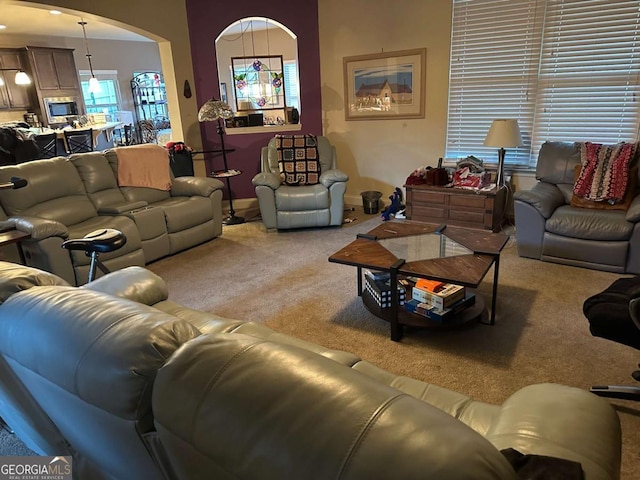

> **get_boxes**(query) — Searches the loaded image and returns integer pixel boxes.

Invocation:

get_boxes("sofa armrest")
[11,216,68,240]
[485,383,621,480]
[98,202,148,215]
[626,195,640,222]
[513,182,565,219]
[320,169,349,188]
[170,176,224,198]
[252,172,282,190]
[81,266,169,305]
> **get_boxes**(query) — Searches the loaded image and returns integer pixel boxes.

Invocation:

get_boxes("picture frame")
[343,48,426,121]
[231,55,286,111]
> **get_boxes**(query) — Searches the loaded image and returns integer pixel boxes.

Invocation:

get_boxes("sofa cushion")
[0,157,97,226]
[146,196,212,233]
[536,142,581,185]
[276,184,330,211]
[70,152,128,209]
[546,205,633,241]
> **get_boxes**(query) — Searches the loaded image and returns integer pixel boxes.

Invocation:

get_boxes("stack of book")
[404,279,475,322]
[363,270,406,309]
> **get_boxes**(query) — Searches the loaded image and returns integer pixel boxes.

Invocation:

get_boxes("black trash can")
[361,191,382,214]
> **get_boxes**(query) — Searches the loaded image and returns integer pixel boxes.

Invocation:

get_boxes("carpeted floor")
[2,206,639,479]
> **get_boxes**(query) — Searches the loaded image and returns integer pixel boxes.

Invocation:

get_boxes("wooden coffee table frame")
[329,220,508,341]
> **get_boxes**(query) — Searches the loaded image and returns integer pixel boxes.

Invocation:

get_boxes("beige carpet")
[147,207,640,480]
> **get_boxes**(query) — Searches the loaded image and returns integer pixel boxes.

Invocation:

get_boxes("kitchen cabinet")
[28,47,80,92]
[0,49,31,109]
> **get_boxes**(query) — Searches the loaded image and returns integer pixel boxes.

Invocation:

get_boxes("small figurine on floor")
[381,187,404,221]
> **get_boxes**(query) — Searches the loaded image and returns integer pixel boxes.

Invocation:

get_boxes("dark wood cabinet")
[28,47,80,92]
[405,184,507,232]
[0,49,31,109]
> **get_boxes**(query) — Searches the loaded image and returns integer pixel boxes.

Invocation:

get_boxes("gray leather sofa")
[252,135,348,230]
[514,141,640,273]
[0,148,224,285]
[0,262,622,480]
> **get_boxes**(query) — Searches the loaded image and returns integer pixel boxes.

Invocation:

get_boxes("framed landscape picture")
[343,48,426,121]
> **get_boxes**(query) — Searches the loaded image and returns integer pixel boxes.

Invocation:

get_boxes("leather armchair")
[252,135,348,230]
[514,141,640,273]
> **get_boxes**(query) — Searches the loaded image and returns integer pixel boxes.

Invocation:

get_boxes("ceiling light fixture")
[49,10,62,15]
[78,19,101,94]
[0,69,31,87]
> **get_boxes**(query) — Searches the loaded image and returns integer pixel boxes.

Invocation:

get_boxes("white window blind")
[446,0,640,169]
[284,61,300,110]
[531,0,640,157]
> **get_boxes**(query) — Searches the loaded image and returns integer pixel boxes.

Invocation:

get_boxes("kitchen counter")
[32,122,123,151]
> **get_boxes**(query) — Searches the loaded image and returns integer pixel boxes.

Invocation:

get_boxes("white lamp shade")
[88,76,101,93]
[484,119,523,148]
[14,70,31,85]
[0,76,4,87]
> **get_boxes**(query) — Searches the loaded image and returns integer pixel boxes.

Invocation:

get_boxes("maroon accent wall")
[185,0,322,199]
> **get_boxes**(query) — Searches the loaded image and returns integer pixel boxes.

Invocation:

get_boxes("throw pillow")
[276,134,320,186]
[571,164,637,210]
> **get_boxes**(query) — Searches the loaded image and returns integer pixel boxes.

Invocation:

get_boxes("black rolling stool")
[61,229,126,283]
[583,276,640,401]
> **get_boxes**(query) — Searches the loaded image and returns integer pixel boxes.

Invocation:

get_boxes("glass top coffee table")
[329,221,509,341]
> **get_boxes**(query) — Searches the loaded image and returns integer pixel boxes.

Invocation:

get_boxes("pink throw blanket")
[115,144,172,191]
[573,142,637,202]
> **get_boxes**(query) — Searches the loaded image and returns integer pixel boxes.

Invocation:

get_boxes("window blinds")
[446,0,640,168]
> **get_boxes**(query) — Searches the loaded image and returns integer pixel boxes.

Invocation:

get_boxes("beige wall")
[318,0,453,205]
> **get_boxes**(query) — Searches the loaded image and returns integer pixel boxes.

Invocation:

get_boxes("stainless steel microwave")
[43,97,79,125]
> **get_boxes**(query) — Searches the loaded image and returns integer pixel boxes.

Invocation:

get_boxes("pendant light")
[0,69,31,87]
[78,19,101,94]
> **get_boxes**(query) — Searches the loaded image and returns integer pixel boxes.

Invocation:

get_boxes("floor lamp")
[198,98,245,225]
[483,119,523,187]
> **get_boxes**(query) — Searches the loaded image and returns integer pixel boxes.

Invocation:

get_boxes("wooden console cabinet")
[405,184,507,232]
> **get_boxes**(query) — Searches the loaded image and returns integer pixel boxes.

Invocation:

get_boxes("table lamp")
[198,98,245,225]
[483,119,523,186]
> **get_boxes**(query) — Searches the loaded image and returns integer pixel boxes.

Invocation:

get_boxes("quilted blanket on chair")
[275,134,320,186]
[573,141,637,202]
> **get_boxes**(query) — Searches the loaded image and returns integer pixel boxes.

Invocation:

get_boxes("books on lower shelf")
[363,271,405,309]
[404,292,476,322]
[411,282,465,310]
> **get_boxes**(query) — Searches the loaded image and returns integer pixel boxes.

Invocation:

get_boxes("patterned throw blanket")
[573,142,637,202]
[275,134,320,186]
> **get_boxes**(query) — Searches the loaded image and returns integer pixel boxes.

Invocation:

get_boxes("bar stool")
[63,129,94,154]
[33,132,59,159]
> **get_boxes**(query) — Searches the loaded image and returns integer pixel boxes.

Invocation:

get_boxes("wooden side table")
[405,184,507,232]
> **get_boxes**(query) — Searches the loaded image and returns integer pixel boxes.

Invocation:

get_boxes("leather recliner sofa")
[252,135,348,230]
[0,147,224,285]
[0,261,622,480]
[513,141,640,273]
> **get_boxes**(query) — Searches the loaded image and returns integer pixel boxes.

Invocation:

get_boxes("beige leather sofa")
[0,262,622,480]
[0,148,224,285]
[252,135,348,230]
